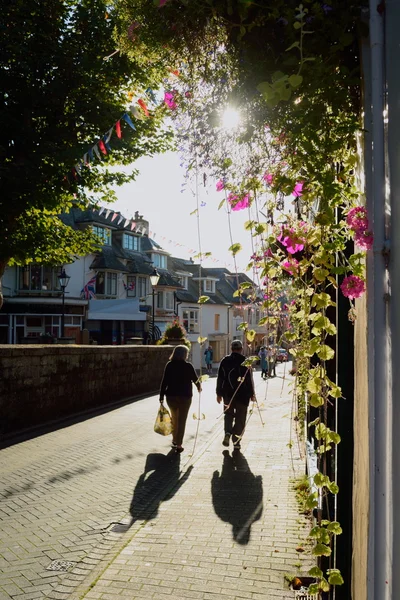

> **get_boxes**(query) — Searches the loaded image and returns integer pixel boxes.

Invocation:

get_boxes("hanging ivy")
[115,0,367,594]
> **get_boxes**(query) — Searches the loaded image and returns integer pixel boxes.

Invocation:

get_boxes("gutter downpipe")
[368,2,392,599]
[385,1,400,597]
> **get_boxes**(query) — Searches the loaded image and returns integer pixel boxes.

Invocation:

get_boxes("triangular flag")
[130,221,136,230]
[117,215,124,225]
[98,207,105,216]
[122,113,136,130]
[93,145,101,160]
[130,106,143,119]
[104,128,113,144]
[111,212,118,222]
[146,88,157,103]
[83,153,89,165]
[103,135,112,153]
[137,98,149,116]
[98,140,107,155]
[105,209,111,219]
[115,120,122,139]
[124,219,130,227]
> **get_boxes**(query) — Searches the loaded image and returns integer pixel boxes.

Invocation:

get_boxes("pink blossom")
[159,0,169,6]
[281,258,299,277]
[277,227,305,254]
[340,275,366,300]
[346,207,368,232]
[264,248,273,258]
[164,91,177,110]
[292,181,304,197]
[354,229,374,250]
[185,91,192,98]
[229,193,250,211]
[263,172,274,185]
[290,299,296,305]
[216,180,225,191]
[283,304,289,310]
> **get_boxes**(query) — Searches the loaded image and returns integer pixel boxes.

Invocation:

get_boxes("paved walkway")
[0,365,312,600]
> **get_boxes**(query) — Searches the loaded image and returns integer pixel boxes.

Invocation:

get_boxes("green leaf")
[317,345,335,361]
[314,472,326,487]
[313,267,329,281]
[328,571,344,586]
[309,393,324,407]
[327,480,339,494]
[198,295,210,304]
[237,322,248,330]
[293,21,302,29]
[312,543,332,557]
[229,242,242,256]
[246,329,256,342]
[190,208,198,216]
[312,293,334,308]
[197,374,209,383]
[218,199,225,210]
[329,431,341,444]
[327,522,343,535]
[288,74,303,88]
[309,566,323,578]
[197,336,207,345]
[286,41,300,52]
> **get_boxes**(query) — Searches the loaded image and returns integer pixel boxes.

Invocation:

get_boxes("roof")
[89,247,128,272]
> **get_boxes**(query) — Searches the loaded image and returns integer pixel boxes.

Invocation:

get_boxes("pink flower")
[229,193,250,211]
[216,180,225,191]
[185,91,192,98]
[277,227,305,254]
[281,258,299,277]
[159,0,169,6]
[164,91,177,110]
[264,248,273,258]
[346,207,368,232]
[283,304,289,310]
[340,275,366,300]
[263,172,274,185]
[354,229,374,250]
[292,181,304,197]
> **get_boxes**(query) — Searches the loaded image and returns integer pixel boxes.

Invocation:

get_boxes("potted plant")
[157,319,191,350]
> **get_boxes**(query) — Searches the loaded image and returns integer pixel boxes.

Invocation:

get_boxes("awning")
[88,299,146,321]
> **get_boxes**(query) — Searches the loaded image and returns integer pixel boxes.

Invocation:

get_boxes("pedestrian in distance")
[258,346,268,379]
[204,345,214,373]
[268,346,276,377]
[216,340,256,450]
[159,345,201,453]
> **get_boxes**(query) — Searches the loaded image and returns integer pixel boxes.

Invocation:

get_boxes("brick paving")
[0,365,312,600]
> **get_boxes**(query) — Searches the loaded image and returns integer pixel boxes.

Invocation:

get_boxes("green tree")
[0,0,173,306]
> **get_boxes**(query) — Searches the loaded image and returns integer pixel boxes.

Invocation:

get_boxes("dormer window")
[123,233,139,251]
[152,254,166,269]
[204,279,215,294]
[93,225,111,245]
[177,275,188,290]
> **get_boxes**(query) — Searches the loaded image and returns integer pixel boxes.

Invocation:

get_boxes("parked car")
[276,348,289,362]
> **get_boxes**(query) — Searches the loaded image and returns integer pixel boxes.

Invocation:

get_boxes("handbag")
[154,403,173,436]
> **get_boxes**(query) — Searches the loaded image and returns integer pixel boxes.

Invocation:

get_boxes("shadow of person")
[211,449,263,545]
[129,451,193,524]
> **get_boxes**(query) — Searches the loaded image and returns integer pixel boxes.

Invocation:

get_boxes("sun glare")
[222,107,241,130]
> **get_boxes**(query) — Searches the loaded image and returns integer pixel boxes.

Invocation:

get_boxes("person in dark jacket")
[159,345,201,453]
[216,340,255,450]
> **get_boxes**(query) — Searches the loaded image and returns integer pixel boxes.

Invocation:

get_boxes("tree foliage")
[0,0,174,278]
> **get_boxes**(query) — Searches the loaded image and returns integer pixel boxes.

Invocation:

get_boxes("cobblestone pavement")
[0,365,312,600]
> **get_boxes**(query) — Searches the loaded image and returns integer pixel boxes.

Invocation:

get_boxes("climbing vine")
[114,0,367,594]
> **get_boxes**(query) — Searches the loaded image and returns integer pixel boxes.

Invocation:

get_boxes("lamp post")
[58,269,71,339]
[149,268,160,343]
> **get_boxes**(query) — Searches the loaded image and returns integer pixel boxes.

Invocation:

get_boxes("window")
[126,275,136,297]
[204,280,215,293]
[138,276,147,299]
[123,234,139,251]
[177,275,188,290]
[157,291,163,308]
[214,313,220,331]
[96,271,117,296]
[152,254,166,269]
[182,310,199,333]
[165,291,174,310]
[93,225,111,245]
[18,265,61,291]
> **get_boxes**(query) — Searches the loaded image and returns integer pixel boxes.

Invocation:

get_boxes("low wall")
[0,345,171,437]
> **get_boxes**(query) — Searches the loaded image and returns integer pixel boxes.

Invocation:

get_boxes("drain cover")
[47,559,75,572]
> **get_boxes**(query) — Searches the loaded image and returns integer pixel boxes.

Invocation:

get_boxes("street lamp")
[58,268,71,338]
[149,268,160,343]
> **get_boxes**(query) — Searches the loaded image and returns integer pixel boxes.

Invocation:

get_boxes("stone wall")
[0,345,172,436]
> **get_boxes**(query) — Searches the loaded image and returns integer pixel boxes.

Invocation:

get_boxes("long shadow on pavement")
[129,451,193,522]
[211,449,263,544]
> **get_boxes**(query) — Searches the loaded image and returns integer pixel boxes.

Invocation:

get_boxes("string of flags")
[69,89,158,182]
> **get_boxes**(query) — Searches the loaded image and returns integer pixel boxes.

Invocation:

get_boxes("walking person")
[159,345,201,453]
[258,346,268,379]
[204,345,214,373]
[216,340,255,450]
[268,346,276,377]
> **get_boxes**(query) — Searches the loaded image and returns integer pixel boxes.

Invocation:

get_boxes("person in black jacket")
[159,345,201,453]
[216,340,255,450]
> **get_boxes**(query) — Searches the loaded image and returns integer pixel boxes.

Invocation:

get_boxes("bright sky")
[111,150,256,273]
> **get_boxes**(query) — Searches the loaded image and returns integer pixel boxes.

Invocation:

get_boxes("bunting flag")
[81,276,97,300]
[105,209,111,219]
[124,219,130,227]
[88,147,95,162]
[115,120,122,139]
[117,215,124,225]
[146,88,157,103]
[122,113,136,130]
[98,207,105,216]
[98,140,107,155]
[137,98,149,116]
[93,145,101,160]
[111,212,118,222]
[130,221,136,231]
